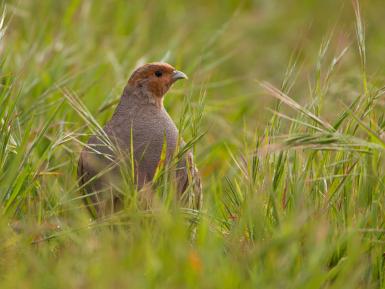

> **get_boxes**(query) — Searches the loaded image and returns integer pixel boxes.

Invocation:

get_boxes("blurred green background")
[2,0,385,288]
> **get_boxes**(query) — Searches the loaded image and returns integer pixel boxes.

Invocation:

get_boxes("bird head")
[128,62,188,102]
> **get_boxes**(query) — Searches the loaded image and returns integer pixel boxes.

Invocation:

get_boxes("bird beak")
[171,70,188,82]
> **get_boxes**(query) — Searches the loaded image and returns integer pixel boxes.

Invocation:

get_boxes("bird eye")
[154,70,163,77]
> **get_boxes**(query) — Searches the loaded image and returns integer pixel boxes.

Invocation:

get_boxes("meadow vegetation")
[2,0,385,288]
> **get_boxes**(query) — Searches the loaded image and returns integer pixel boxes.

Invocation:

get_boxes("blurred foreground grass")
[2,0,385,288]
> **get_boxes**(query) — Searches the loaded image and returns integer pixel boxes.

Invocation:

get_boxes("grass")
[2,0,385,288]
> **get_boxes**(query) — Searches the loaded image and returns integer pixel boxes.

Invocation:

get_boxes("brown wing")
[77,135,121,217]
[77,149,98,217]
[78,147,109,218]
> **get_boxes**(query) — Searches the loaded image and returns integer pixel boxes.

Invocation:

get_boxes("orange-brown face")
[128,62,188,98]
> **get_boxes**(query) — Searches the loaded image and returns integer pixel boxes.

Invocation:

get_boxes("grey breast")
[106,104,179,187]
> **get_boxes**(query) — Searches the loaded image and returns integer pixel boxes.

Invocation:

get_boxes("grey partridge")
[77,63,202,217]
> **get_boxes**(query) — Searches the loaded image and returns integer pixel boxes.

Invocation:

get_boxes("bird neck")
[122,84,164,109]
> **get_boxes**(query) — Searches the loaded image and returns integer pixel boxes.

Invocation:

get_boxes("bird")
[77,62,202,217]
